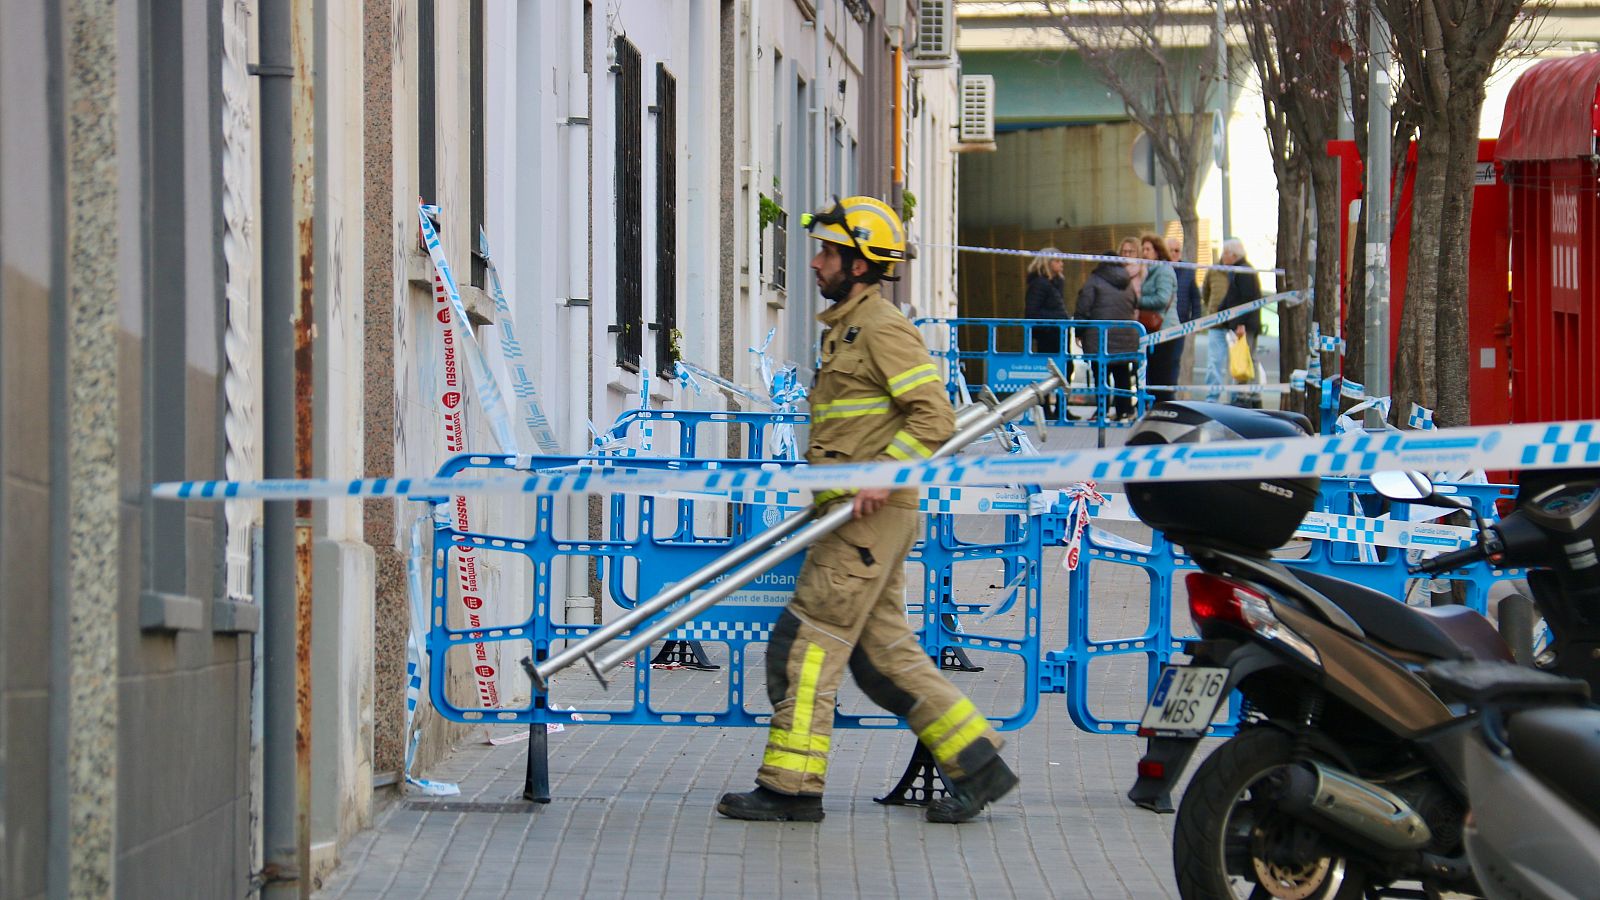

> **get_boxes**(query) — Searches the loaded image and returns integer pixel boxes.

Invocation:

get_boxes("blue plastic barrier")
[418,408,1521,743]
[1051,477,1523,736]
[915,317,1151,426]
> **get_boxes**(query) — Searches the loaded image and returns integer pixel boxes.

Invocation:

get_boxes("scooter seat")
[1290,570,1513,663]
[1507,707,1600,825]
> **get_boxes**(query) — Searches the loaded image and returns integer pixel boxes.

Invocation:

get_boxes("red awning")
[1497,52,1600,162]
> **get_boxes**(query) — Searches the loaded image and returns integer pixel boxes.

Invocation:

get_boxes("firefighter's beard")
[817,267,852,301]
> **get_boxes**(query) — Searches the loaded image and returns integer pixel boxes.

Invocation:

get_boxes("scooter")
[1122,450,1600,897]
[1408,468,1600,900]
[1423,657,1600,900]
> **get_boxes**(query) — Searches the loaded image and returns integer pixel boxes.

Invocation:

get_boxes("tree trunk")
[1391,128,1447,422]
[1308,154,1343,430]
[1174,192,1200,268]
[1431,91,1485,428]
[1344,212,1368,388]
[1274,167,1311,415]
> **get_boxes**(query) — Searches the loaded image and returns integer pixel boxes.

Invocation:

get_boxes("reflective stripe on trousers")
[755,505,1003,796]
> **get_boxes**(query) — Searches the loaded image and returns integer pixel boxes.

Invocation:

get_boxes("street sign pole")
[1365,9,1393,427]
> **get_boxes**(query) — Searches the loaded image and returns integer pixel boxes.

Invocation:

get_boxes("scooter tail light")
[1186,572,1321,665]
[1185,573,1261,627]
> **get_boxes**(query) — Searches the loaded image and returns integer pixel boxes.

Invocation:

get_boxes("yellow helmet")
[801,195,908,277]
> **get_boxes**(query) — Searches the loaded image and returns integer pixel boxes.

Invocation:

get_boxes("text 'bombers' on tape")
[155,420,1600,501]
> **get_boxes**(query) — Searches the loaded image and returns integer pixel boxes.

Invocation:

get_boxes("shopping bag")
[1228,333,1255,383]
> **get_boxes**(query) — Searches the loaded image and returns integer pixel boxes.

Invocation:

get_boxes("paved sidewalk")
[317,424,1205,899]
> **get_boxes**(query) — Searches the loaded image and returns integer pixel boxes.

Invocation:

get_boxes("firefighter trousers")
[755,504,1003,796]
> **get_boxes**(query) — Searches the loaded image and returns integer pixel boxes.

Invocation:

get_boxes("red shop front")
[1497,52,1600,424]
[1327,138,1512,426]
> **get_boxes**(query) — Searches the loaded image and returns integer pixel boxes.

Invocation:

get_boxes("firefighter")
[716,196,1018,824]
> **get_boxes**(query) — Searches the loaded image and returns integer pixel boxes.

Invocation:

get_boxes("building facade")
[0,0,972,895]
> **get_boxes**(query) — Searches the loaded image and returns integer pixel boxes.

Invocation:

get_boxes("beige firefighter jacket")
[807,285,956,510]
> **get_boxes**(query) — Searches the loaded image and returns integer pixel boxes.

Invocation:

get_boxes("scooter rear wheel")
[1173,728,1368,900]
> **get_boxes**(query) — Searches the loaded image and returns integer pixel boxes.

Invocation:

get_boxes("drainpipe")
[892,43,903,197]
[745,0,762,386]
[564,0,591,616]
[813,0,827,210]
[258,0,314,895]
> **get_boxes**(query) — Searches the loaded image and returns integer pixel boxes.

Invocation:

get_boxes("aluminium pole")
[1215,0,1232,242]
[1364,9,1392,427]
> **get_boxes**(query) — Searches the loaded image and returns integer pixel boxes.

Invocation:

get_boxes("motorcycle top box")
[1124,401,1319,556]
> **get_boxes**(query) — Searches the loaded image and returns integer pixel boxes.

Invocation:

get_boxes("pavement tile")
[316,426,1205,898]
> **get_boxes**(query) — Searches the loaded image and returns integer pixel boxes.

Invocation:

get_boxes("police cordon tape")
[155,419,1600,502]
[1137,289,1306,350]
[1056,489,1476,552]
[914,241,1283,276]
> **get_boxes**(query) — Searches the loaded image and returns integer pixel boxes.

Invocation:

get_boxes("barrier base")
[650,640,720,671]
[939,645,984,672]
[874,741,952,807]
[937,614,984,672]
[523,651,551,804]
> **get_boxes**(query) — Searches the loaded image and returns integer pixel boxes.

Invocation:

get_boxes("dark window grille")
[418,0,436,206]
[654,64,678,375]
[614,36,643,370]
[469,0,486,287]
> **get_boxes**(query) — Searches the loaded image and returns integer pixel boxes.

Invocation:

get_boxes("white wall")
[310,0,375,880]
[906,63,963,320]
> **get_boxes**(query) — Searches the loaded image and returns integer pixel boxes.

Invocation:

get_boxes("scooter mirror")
[1371,470,1434,501]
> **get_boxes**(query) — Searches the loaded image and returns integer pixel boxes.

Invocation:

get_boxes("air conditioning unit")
[959,75,995,143]
[913,0,955,64]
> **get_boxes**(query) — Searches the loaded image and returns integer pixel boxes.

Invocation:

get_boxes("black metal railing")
[654,64,678,375]
[614,36,643,370]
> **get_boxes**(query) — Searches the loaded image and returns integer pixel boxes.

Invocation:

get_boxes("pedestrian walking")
[1119,235,1145,297]
[1217,238,1264,408]
[1167,235,1200,394]
[1024,247,1077,420]
[1138,233,1180,403]
[1200,242,1234,401]
[1218,237,1263,358]
[1074,250,1139,420]
[717,195,1018,825]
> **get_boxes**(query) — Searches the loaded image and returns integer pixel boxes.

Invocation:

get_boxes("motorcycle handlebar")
[1415,543,1487,575]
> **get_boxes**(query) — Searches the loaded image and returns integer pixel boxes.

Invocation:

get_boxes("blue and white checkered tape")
[1409,403,1436,430]
[668,622,773,643]
[155,420,1600,501]
[1138,290,1308,350]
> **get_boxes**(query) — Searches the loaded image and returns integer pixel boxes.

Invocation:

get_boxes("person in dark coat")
[1024,247,1077,419]
[1219,238,1263,357]
[1217,238,1264,409]
[1167,235,1200,395]
[1168,236,1202,326]
[1073,254,1139,420]
[1138,233,1180,404]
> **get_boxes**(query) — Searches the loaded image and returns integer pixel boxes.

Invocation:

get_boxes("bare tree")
[1377,0,1535,427]
[1048,0,1220,265]
[1233,0,1359,426]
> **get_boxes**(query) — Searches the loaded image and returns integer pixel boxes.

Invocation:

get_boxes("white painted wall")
[309,0,375,880]
[370,0,970,797]
[906,63,963,320]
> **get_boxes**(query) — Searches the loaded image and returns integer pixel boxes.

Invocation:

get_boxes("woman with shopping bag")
[1226,329,1260,408]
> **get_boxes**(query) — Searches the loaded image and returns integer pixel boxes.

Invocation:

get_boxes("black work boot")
[716,785,825,822]
[925,757,1018,823]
